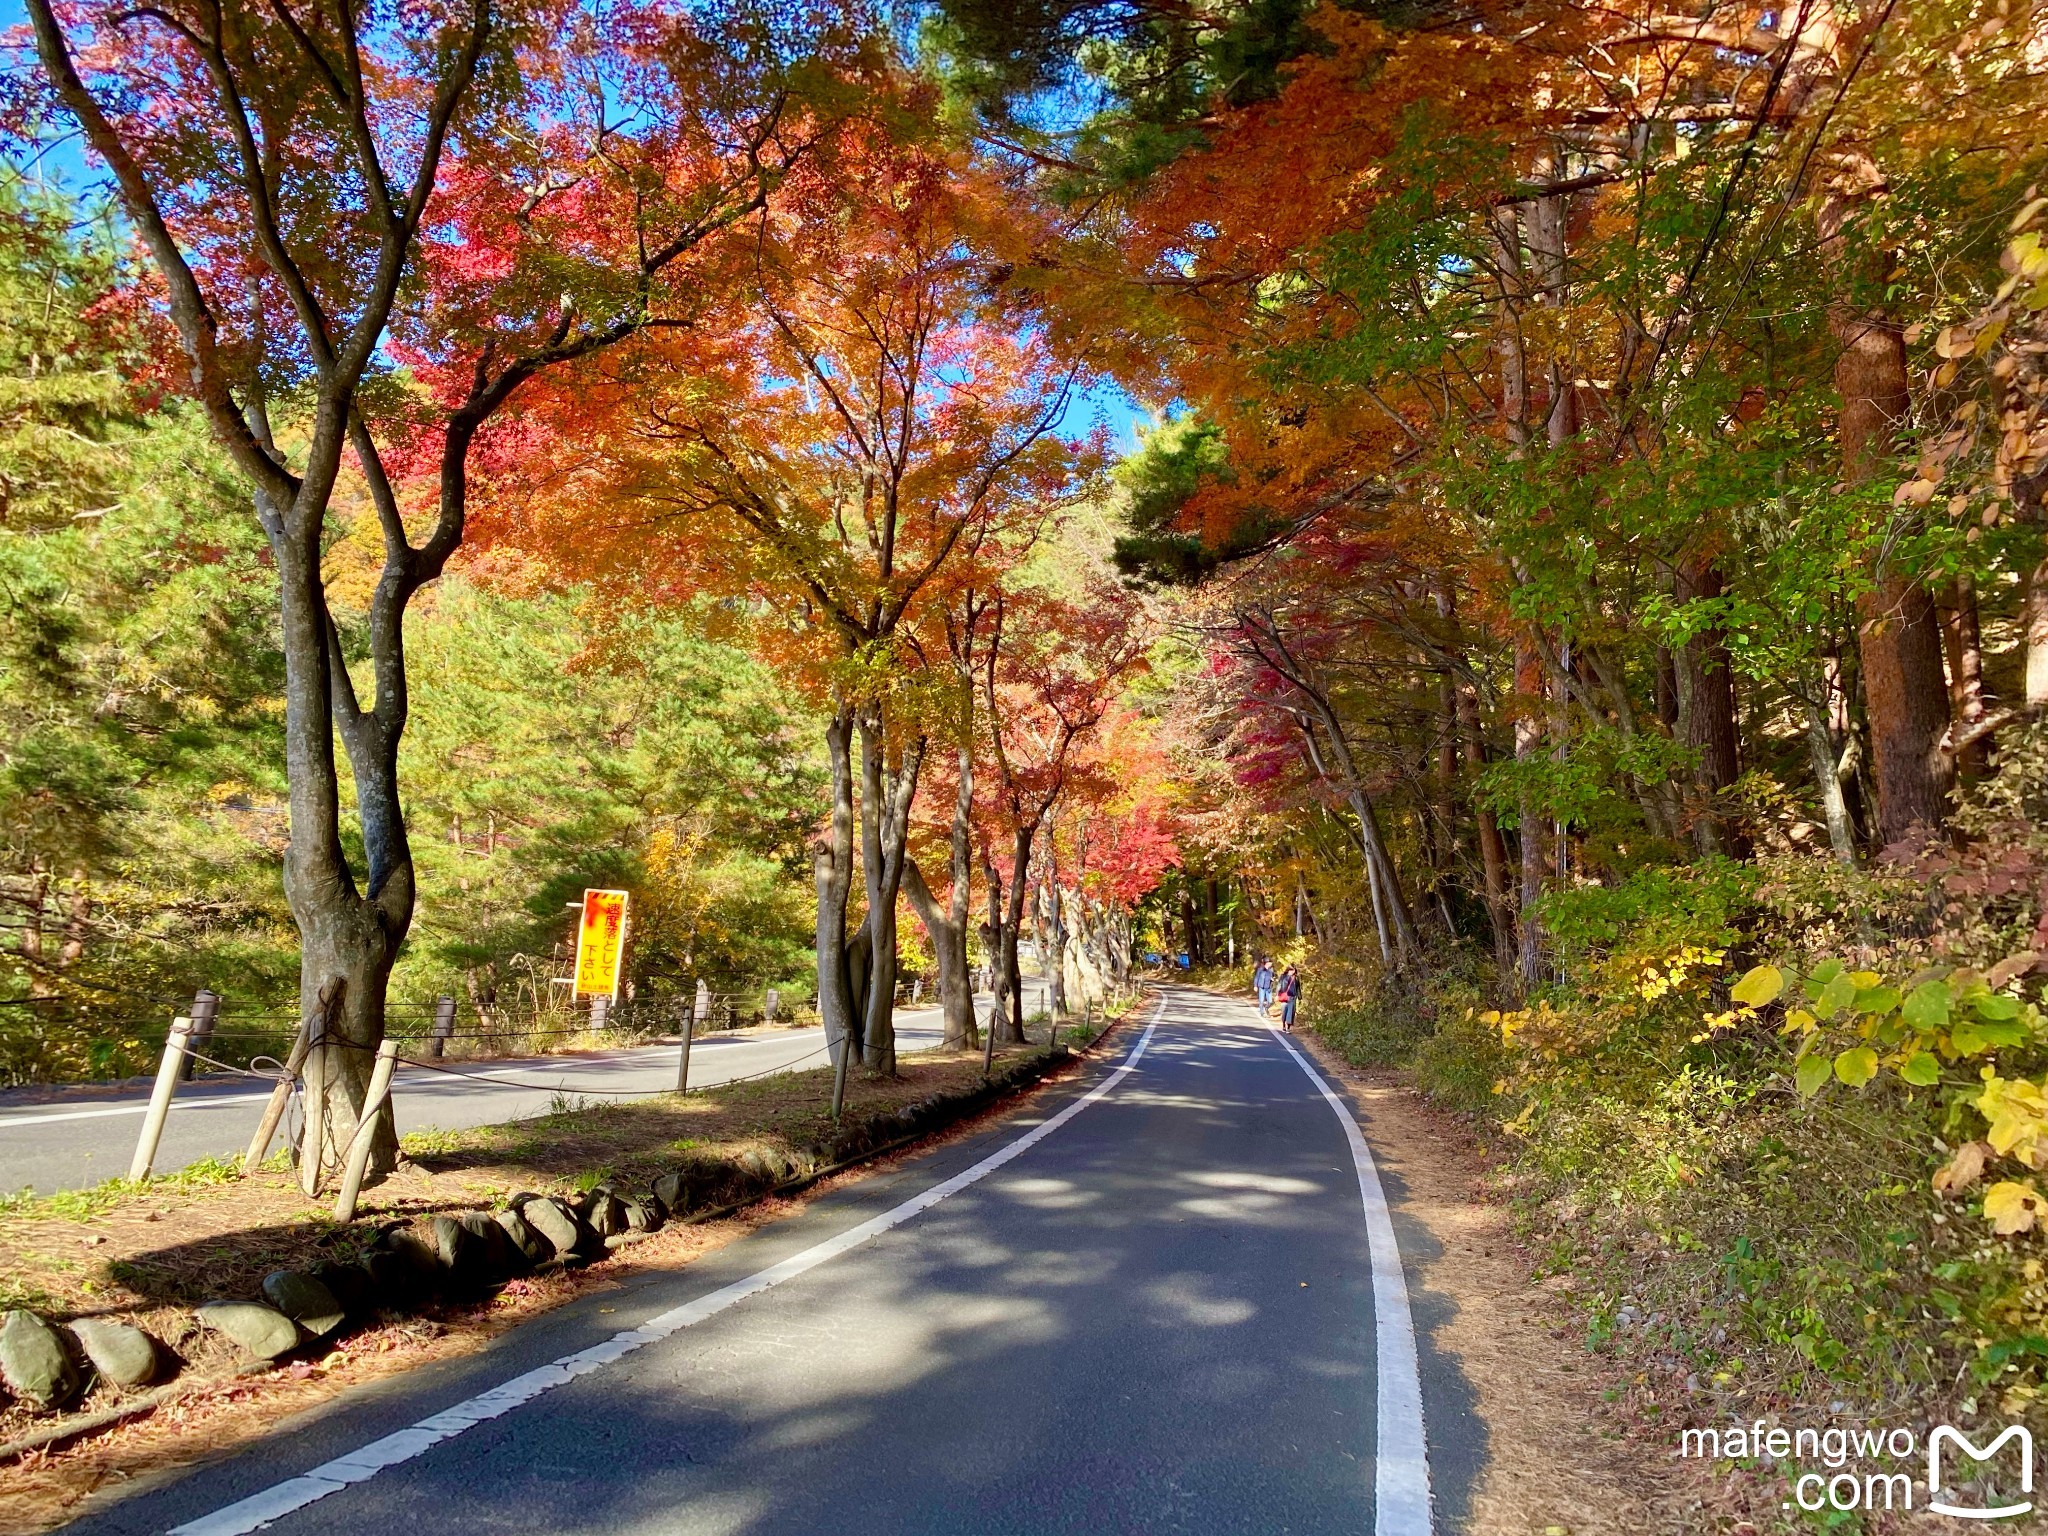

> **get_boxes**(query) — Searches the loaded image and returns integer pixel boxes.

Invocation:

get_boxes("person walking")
[1276,964,1301,1031]
[1253,956,1275,1016]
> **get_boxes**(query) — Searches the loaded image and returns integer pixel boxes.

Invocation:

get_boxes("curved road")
[0,1006,991,1197]
[66,986,1473,1536]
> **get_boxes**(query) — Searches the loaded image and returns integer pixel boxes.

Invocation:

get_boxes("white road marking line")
[0,1095,273,1128]
[1264,1013,1433,1536]
[168,1007,1163,1536]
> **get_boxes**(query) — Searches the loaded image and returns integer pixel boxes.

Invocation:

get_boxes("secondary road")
[0,1004,993,1197]
[69,985,1468,1536]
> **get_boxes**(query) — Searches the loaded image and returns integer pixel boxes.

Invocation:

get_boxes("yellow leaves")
[1977,1071,2048,1170]
[1730,964,1782,1007]
[1934,1140,1991,1198]
[1832,1047,1879,1088]
[1984,1181,2048,1236]
[1629,944,1724,1001]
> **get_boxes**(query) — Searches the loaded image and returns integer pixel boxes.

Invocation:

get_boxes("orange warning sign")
[573,889,630,999]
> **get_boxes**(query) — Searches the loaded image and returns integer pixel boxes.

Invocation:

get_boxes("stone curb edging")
[0,1007,1147,1465]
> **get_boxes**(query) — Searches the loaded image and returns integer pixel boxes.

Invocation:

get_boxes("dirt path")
[1293,1029,1709,1534]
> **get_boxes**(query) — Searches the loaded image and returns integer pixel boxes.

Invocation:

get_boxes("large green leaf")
[1900,1052,1941,1087]
[1901,981,1952,1031]
[1814,972,1859,1020]
[1795,1054,1834,1098]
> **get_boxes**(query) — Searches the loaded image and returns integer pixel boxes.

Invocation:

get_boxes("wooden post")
[298,1014,328,1198]
[242,1015,314,1175]
[675,1000,695,1094]
[827,1015,851,1122]
[128,1017,192,1182]
[180,989,220,1082]
[331,1039,400,1224]
[982,998,997,1078]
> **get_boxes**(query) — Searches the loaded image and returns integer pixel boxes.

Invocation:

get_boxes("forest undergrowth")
[1291,730,2048,1451]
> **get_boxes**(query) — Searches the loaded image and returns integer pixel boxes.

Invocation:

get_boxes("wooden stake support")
[242,1015,314,1175]
[332,1038,400,1223]
[298,1016,328,1198]
[128,1017,192,1182]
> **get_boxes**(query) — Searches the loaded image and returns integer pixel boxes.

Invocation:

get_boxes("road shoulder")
[1290,1024,1699,1534]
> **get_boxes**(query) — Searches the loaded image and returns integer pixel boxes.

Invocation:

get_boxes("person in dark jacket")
[1253,956,1275,1015]
[1276,965,1301,1031]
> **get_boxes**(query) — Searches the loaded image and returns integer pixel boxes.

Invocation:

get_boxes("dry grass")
[0,1038,1076,1531]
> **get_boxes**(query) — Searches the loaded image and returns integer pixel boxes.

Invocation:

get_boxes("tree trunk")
[995,825,1034,1044]
[902,860,976,1051]
[275,534,408,1181]
[2026,550,2048,712]
[1803,693,1858,862]
[1940,575,1990,781]
[1823,168,1952,845]
[1857,575,1952,843]
[814,707,860,1073]
[1514,636,1547,984]
[1678,558,1746,855]
[981,848,1012,1032]
[856,709,923,1076]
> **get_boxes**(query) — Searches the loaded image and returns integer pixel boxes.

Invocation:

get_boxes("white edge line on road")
[168,1006,1163,1536]
[1265,1018,1433,1536]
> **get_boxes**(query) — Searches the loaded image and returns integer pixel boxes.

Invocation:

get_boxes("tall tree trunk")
[2026,551,2048,713]
[996,825,1034,1044]
[1514,636,1548,984]
[981,848,1012,1034]
[1822,167,1952,845]
[1456,681,1512,967]
[1940,575,1990,781]
[902,860,976,1051]
[814,707,860,1074]
[857,709,924,1076]
[276,534,406,1181]
[1440,586,1511,964]
[899,746,978,1050]
[1679,558,1746,855]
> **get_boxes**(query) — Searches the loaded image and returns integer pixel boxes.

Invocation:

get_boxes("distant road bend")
[65,985,1459,1536]
[0,1003,988,1197]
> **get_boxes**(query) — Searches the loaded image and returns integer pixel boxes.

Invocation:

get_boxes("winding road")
[62,985,1471,1536]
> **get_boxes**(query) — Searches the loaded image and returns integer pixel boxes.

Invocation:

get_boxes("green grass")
[0,1154,249,1224]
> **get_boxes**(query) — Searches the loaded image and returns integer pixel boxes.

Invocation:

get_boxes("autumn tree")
[491,123,1094,1073]
[978,582,1150,1040]
[17,0,865,1176]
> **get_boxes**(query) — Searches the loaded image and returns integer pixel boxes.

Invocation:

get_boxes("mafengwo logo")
[1928,1425,2034,1521]
[1679,1420,2034,1518]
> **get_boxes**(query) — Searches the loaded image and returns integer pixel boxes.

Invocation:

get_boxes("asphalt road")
[0,1007,981,1197]
[68,985,1474,1536]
